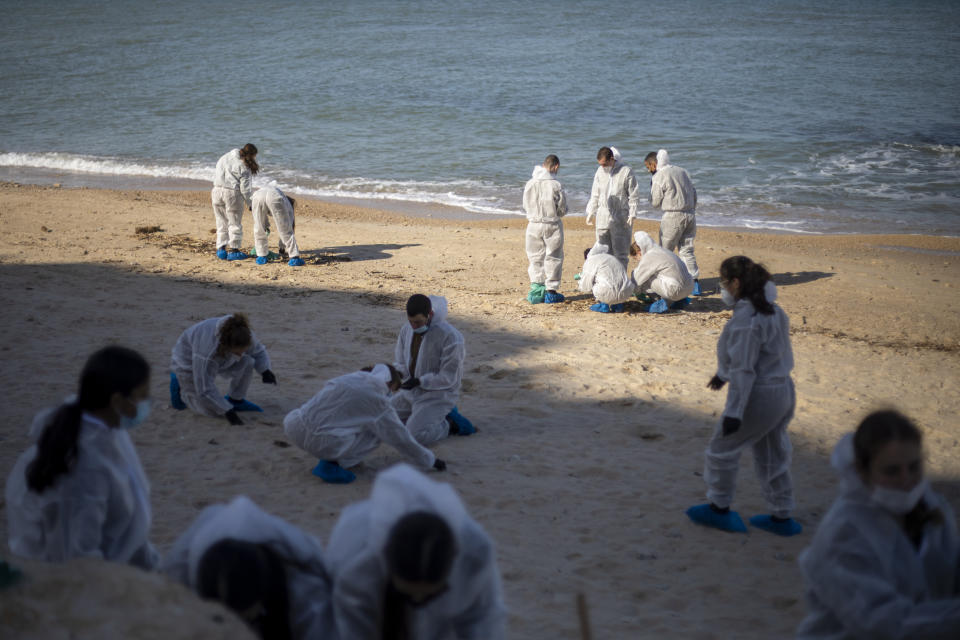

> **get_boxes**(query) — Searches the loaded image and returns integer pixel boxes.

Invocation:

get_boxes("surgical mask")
[120,399,152,430]
[720,286,736,307]
[871,479,928,515]
[413,325,429,335]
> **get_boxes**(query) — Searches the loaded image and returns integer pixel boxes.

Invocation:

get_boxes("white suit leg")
[650,275,689,302]
[391,391,414,423]
[337,431,382,468]
[525,222,546,284]
[174,367,226,418]
[275,206,300,258]
[751,381,795,518]
[543,222,564,290]
[224,189,244,249]
[211,187,230,249]
[677,215,699,279]
[222,354,255,400]
[611,219,633,269]
[405,392,455,446]
[253,200,271,257]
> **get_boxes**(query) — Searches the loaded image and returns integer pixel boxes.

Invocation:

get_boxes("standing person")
[686,256,801,535]
[523,154,567,304]
[797,410,960,638]
[585,146,640,270]
[283,364,447,484]
[212,143,259,261]
[251,186,305,267]
[326,463,507,640]
[169,313,277,426]
[631,231,694,314]
[5,346,159,569]
[392,294,475,446]
[648,148,702,295]
[162,495,334,640]
[577,243,635,313]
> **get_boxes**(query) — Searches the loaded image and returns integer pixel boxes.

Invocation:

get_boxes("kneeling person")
[252,186,304,267]
[631,231,694,314]
[577,243,635,313]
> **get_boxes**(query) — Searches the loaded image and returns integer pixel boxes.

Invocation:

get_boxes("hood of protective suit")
[609,146,623,170]
[633,231,655,253]
[428,295,449,324]
[656,149,670,169]
[764,280,778,302]
[587,243,610,258]
[369,364,393,388]
[830,433,868,496]
[530,165,554,180]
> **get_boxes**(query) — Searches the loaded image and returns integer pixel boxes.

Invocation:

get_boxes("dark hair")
[361,364,403,388]
[853,410,923,473]
[240,143,259,175]
[583,247,592,261]
[406,294,432,318]
[720,256,774,315]
[543,154,559,170]
[197,539,292,640]
[645,152,657,162]
[217,313,253,357]
[596,147,613,162]
[385,511,456,584]
[27,346,150,493]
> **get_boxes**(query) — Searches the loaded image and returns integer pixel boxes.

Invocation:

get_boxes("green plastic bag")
[527,282,546,304]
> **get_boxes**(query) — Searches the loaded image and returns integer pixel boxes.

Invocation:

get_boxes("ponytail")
[720,256,775,315]
[217,313,253,357]
[26,402,84,493]
[240,143,259,175]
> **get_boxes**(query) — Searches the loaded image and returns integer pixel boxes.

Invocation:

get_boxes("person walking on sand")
[212,143,258,261]
[585,146,640,270]
[647,148,702,295]
[686,256,801,536]
[523,154,567,304]
[631,231,694,314]
[251,185,304,267]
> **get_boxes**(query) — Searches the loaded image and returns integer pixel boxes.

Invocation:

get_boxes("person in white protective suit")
[686,255,801,535]
[162,495,334,640]
[283,364,448,484]
[797,409,960,639]
[326,463,507,640]
[392,294,475,446]
[169,313,277,426]
[648,148,702,295]
[212,143,259,261]
[585,146,641,270]
[251,186,304,267]
[5,346,159,569]
[631,231,694,314]
[522,154,568,304]
[577,243,635,313]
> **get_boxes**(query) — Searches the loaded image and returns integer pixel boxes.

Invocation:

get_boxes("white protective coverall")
[650,149,699,279]
[283,370,436,470]
[631,231,694,302]
[577,243,635,304]
[170,315,271,417]
[585,147,640,269]
[161,495,334,640]
[705,282,796,517]
[252,186,300,259]
[211,148,254,250]
[796,435,960,639]
[5,409,158,568]
[326,464,507,640]
[391,296,465,446]
[523,165,567,290]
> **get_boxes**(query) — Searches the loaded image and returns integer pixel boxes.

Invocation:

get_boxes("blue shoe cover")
[447,406,476,436]
[544,291,565,304]
[312,460,356,484]
[589,302,611,313]
[225,396,263,412]
[255,256,268,265]
[692,281,703,296]
[686,504,747,533]
[648,299,669,314]
[169,373,187,410]
[288,257,305,267]
[227,251,248,261]
[610,303,625,313]
[749,515,803,537]
[670,297,691,310]
[216,249,228,260]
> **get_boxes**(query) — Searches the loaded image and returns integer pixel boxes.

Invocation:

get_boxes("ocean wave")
[0,151,214,182]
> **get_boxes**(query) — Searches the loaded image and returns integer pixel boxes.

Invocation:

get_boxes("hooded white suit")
[252,186,300,259]
[631,231,694,302]
[522,165,567,290]
[650,149,700,279]
[585,147,640,269]
[211,148,254,250]
[577,243,635,304]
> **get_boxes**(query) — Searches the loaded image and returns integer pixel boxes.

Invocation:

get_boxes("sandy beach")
[1,182,958,639]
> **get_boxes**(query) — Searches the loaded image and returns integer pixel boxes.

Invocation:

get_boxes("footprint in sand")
[488,369,514,380]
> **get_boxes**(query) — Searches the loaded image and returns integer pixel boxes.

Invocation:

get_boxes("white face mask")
[412,324,429,335]
[871,478,928,515]
[720,286,736,307]
[119,399,152,430]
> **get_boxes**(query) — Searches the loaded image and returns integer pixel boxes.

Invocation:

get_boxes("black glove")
[225,409,244,426]
[433,458,447,472]
[707,375,727,391]
[262,370,277,385]
[722,416,741,436]
[400,377,420,390]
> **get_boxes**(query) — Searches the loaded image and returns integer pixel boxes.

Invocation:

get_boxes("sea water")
[0,0,957,234]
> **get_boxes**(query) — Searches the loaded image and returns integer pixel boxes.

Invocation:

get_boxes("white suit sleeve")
[58,469,111,561]
[521,181,536,218]
[578,260,597,293]
[631,255,660,291]
[371,404,436,469]
[247,337,271,374]
[393,330,410,379]
[194,353,234,414]
[721,323,762,420]
[556,186,568,218]
[239,167,253,208]
[585,174,600,223]
[332,552,382,640]
[418,333,464,391]
[626,169,640,222]
[650,174,664,210]
[451,530,507,639]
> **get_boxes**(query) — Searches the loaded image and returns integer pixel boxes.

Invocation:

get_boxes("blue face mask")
[120,399,152,430]
[412,325,429,335]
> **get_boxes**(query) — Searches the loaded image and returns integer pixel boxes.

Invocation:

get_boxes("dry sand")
[0,182,958,638]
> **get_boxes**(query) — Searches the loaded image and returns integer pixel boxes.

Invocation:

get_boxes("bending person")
[797,410,960,638]
[585,146,640,269]
[686,256,800,535]
[169,313,277,426]
[5,346,159,568]
[631,231,694,314]
[326,463,507,640]
[283,364,447,484]
[162,495,333,640]
[523,154,567,304]
[212,143,259,261]
[252,186,304,267]
[577,243,635,313]
[392,294,474,445]
[648,148,701,294]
